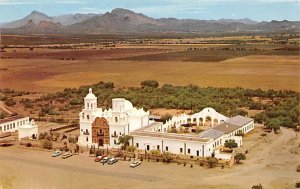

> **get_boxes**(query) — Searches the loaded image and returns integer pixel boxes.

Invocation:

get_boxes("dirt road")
[0,128,299,189]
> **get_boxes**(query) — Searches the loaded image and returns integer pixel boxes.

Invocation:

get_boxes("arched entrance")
[92,117,110,147]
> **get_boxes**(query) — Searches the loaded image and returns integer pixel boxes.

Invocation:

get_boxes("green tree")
[224,139,238,149]
[234,153,246,163]
[118,135,132,149]
[265,118,281,132]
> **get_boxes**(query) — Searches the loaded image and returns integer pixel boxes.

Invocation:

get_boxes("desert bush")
[260,133,267,137]
[234,153,246,163]
[150,149,161,155]
[40,140,53,150]
[252,184,263,189]
[296,181,300,188]
[297,165,300,172]
[4,98,16,106]
[162,152,173,163]
[125,145,137,152]
[25,142,32,147]
[206,157,218,168]
[39,132,49,140]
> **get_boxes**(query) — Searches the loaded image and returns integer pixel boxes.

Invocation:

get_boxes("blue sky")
[0,0,299,23]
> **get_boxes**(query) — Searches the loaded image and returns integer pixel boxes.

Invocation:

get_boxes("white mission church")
[78,88,254,159]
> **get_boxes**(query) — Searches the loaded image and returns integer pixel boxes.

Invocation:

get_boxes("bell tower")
[84,88,97,111]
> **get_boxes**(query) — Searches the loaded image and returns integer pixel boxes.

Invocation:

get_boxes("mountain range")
[1,8,299,34]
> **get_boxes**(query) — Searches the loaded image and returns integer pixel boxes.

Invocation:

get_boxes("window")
[146,145,150,151]
[114,140,116,144]
[136,143,139,148]
[87,103,89,108]
[115,117,118,122]
[4,126,6,131]
[100,129,102,133]
[114,131,116,136]
[180,148,183,153]
[187,149,191,154]
[165,146,168,151]
[157,145,160,150]
[196,150,199,156]
[13,123,15,128]
[86,136,88,142]
[87,115,90,120]
[0,126,2,132]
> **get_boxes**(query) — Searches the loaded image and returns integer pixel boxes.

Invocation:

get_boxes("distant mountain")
[2,8,300,34]
[2,10,58,28]
[53,13,99,26]
[218,18,258,25]
[5,19,64,34]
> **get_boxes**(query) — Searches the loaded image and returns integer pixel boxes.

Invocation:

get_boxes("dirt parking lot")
[0,127,299,189]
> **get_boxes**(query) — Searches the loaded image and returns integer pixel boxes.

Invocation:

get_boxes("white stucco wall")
[132,135,215,157]
[0,117,30,133]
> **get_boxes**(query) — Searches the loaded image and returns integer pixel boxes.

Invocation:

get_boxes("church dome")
[84,88,97,99]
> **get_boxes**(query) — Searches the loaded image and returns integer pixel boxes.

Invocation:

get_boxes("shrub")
[206,157,218,168]
[162,152,173,163]
[296,181,300,188]
[126,145,137,152]
[41,140,53,150]
[68,136,76,144]
[26,142,32,147]
[297,165,300,172]
[234,153,246,163]
[39,132,49,140]
[252,183,263,189]
[260,133,267,137]
[4,98,16,106]
[150,149,161,155]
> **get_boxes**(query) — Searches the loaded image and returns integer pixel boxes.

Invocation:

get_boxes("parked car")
[62,152,72,159]
[94,155,106,162]
[100,157,110,164]
[130,161,141,168]
[107,158,118,165]
[52,150,62,157]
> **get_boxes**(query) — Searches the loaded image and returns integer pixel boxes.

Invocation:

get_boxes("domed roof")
[84,88,97,99]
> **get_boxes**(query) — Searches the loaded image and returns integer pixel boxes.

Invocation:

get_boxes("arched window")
[87,115,90,120]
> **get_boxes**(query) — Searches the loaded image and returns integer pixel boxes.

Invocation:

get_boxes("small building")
[0,115,38,140]
[18,119,38,140]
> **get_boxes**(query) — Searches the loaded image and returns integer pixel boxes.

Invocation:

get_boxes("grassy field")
[0,35,299,93]
[0,55,299,92]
